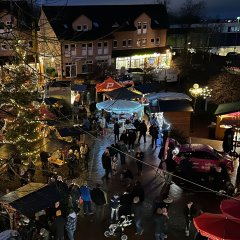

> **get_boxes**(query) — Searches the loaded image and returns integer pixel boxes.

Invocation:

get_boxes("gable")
[72,14,92,32]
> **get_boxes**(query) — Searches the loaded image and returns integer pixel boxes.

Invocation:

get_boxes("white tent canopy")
[96,100,144,114]
[145,92,192,101]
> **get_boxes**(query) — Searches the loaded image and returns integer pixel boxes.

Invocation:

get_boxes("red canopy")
[39,106,56,120]
[220,197,240,219]
[96,77,122,93]
[193,213,240,240]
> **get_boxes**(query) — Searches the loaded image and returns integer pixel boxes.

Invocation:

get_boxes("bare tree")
[208,72,240,104]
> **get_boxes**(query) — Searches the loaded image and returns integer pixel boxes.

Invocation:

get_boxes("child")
[111,155,118,176]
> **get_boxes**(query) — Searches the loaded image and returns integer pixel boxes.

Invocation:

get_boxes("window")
[142,38,147,46]
[142,22,147,34]
[128,39,132,47]
[137,39,141,47]
[64,44,70,56]
[1,44,7,50]
[6,21,12,28]
[77,25,82,31]
[0,22,4,33]
[97,42,102,55]
[65,62,76,78]
[103,41,108,54]
[122,40,126,47]
[88,43,93,56]
[155,37,160,45]
[137,22,142,34]
[83,24,88,31]
[71,44,76,56]
[113,40,117,48]
[82,43,87,56]
[151,38,155,45]
[82,60,93,73]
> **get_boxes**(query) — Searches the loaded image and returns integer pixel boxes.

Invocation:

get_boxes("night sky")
[42,0,240,19]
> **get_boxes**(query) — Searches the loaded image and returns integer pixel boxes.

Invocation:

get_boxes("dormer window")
[77,25,82,31]
[83,24,88,31]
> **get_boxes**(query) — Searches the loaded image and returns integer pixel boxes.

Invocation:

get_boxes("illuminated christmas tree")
[0,64,43,162]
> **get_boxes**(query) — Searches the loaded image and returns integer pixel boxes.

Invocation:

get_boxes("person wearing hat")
[51,210,66,240]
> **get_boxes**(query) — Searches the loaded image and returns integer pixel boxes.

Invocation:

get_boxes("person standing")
[65,209,77,240]
[132,196,144,235]
[51,210,66,240]
[110,193,121,222]
[132,180,145,203]
[40,151,49,176]
[91,184,107,220]
[83,144,90,170]
[128,130,136,152]
[79,182,93,215]
[120,130,128,145]
[222,127,234,153]
[138,120,147,144]
[68,183,80,214]
[153,208,168,240]
[183,200,197,237]
[149,124,159,148]
[135,151,144,176]
[67,150,78,178]
[114,120,120,143]
[101,148,112,180]
[117,140,128,166]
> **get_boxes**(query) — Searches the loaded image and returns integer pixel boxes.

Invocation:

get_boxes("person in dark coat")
[120,130,128,145]
[222,127,234,153]
[128,130,136,152]
[51,210,66,240]
[132,180,145,203]
[183,200,197,237]
[117,140,128,165]
[114,120,120,143]
[91,184,107,220]
[101,148,112,180]
[149,124,159,148]
[120,167,134,186]
[153,208,168,240]
[132,196,144,235]
[135,151,144,176]
[68,183,80,214]
[67,150,78,178]
[119,189,133,217]
[138,120,147,144]
[40,151,49,176]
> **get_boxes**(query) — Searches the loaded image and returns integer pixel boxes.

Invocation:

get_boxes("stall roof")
[0,183,62,217]
[96,77,122,92]
[215,101,240,115]
[134,83,163,94]
[105,87,141,100]
[150,100,193,113]
[71,84,87,92]
[57,126,83,137]
[146,92,192,101]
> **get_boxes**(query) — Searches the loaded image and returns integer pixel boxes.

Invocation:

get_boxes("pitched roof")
[42,4,168,41]
[215,101,240,115]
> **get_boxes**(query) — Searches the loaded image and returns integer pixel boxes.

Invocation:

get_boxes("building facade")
[38,4,170,79]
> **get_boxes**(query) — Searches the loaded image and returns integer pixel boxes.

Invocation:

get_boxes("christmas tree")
[0,64,43,162]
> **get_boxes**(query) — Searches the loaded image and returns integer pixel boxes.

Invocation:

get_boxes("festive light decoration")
[189,83,203,111]
[201,86,212,99]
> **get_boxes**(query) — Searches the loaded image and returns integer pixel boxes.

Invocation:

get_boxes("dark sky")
[42,0,240,19]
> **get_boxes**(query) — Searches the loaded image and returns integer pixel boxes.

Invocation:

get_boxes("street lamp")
[189,83,202,111]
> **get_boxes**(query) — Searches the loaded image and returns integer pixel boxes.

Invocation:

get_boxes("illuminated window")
[137,39,141,47]
[98,42,102,55]
[103,41,108,54]
[142,22,147,34]
[142,38,147,46]
[137,22,142,34]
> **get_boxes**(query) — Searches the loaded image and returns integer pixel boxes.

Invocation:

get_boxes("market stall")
[0,183,62,229]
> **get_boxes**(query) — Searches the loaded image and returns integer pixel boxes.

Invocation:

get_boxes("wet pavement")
[0,124,239,240]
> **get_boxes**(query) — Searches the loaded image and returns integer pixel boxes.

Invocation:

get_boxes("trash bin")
[208,122,216,139]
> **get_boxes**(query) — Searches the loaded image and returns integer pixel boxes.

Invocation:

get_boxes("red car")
[173,144,234,173]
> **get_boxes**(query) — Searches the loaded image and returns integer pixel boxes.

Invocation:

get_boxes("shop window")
[128,39,132,47]
[122,40,126,47]
[142,22,147,34]
[65,63,76,78]
[156,37,160,45]
[137,22,142,34]
[113,40,117,48]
